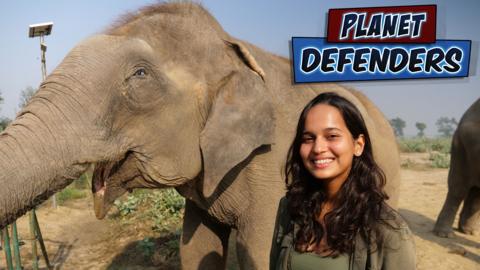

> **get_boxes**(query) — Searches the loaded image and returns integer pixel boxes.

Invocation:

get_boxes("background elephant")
[0,3,400,269]
[434,98,480,237]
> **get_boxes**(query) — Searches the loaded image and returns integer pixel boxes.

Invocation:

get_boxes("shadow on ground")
[399,208,480,263]
[106,232,180,270]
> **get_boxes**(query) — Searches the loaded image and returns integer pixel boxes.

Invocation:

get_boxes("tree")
[19,86,36,109]
[415,122,427,137]
[389,117,406,137]
[0,90,10,131]
[0,117,11,131]
[436,117,458,137]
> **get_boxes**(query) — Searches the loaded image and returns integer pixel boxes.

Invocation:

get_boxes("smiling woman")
[270,92,416,270]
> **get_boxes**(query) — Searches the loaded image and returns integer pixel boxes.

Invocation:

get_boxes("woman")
[270,92,415,270]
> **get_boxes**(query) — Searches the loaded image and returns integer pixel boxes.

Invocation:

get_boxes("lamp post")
[25,22,55,270]
[28,22,52,81]
[28,22,56,210]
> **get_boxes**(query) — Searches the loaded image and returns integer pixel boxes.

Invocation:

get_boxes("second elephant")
[434,98,480,237]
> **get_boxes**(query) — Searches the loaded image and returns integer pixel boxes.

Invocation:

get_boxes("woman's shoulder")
[379,203,410,229]
[377,203,414,249]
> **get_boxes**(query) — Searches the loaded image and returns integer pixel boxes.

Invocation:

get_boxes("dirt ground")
[1,152,479,269]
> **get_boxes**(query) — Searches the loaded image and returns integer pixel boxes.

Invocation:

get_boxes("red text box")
[327,5,436,43]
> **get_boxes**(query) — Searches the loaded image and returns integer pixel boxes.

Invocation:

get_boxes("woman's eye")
[133,68,147,77]
[301,136,314,143]
[327,134,340,140]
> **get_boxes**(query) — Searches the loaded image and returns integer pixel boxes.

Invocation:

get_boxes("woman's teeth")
[313,158,333,164]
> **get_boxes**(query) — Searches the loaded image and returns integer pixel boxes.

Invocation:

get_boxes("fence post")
[2,226,14,270]
[11,222,22,270]
[29,210,39,270]
[33,210,51,268]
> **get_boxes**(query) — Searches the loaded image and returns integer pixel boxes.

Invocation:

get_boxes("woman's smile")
[311,157,335,168]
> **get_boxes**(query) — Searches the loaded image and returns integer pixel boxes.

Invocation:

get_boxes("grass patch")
[109,189,185,267]
[57,186,87,205]
[397,137,452,154]
[54,172,91,205]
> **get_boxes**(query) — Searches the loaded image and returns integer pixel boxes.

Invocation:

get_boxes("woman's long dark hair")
[285,92,393,257]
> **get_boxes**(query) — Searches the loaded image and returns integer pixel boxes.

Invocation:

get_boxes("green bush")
[57,187,87,205]
[429,138,452,154]
[138,237,156,259]
[112,189,185,232]
[397,137,452,154]
[73,172,91,189]
[147,189,185,233]
[114,194,141,216]
[398,138,428,153]
[429,152,450,168]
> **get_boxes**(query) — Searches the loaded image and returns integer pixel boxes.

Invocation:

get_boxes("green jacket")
[270,197,416,270]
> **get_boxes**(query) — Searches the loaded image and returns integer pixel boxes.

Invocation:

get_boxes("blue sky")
[0,0,478,136]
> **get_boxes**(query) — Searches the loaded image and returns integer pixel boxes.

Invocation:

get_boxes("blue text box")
[292,37,471,83]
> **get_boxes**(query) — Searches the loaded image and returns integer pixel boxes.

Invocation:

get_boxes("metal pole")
[33,210,51,269]
[11,222,22,270]
[2,226,14,270]
[29,210,38,270]
[39,34,57,210]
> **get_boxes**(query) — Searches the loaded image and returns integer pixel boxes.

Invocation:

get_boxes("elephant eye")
[133,68,147,77]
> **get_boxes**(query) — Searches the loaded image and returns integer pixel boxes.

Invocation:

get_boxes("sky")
[0,0,478,136]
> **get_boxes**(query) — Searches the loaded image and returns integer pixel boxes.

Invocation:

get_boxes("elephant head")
[0,3,275,227]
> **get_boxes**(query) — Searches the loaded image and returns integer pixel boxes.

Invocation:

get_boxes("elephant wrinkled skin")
[0,3,401,269]
[434,98,480,237]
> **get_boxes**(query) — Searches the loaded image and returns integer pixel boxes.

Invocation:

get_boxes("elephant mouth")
[92,151,141,219]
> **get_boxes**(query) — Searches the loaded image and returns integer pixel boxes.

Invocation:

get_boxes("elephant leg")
[434,188,468,238]
[180,199,231,270]
[459,186,480,235]
[235,210,277,270]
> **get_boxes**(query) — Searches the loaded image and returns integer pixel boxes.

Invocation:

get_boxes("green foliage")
[57,186,87,205]
[0,117,11,131]
[398,137,452,169]
[112,189,185,232]
[19,86,37,109]
[114,194,140,216]
[389,117,406,137]
[73,172,91,189]
[415,122,426,137]
[54,173,91,205]
[397,137,451,154]
[137,237,156,259]
[436,117,458,137]
[111,189,185,264]
[148,189,185,233]
[398,137,427,153]
[429,152,450,168]
[429,138,452,153]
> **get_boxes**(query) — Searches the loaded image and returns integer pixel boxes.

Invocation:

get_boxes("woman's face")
[299,104,365,184]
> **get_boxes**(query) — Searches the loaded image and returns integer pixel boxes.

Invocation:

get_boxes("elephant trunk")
[0,79,128,229]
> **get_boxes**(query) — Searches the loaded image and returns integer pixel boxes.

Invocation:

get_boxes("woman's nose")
[312,138,327,153]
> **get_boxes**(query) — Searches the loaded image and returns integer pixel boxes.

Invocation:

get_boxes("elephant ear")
[199,40,275,198]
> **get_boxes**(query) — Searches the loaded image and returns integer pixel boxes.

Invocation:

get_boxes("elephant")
[0,3,401,269]
[434,98,480,237]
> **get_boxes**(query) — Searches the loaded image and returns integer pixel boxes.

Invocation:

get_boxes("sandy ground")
[398,152,480,270]
[0,152,479,269]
